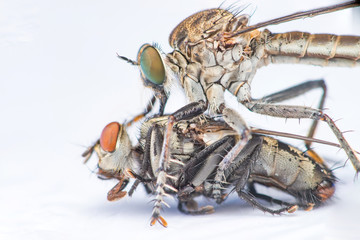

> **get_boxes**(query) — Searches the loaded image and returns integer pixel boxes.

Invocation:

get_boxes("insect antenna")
[116,53,138,65]
[83,158,101,177]
[330,159,350,172]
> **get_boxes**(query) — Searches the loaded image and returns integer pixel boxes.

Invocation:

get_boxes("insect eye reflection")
[139,45,165,85]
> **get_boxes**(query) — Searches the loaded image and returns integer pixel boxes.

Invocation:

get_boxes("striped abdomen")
[263,31,360,66]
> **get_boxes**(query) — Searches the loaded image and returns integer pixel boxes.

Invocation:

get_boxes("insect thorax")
[167,9,270,106]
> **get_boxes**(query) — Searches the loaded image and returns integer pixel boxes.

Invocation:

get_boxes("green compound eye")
[139,45,165,85]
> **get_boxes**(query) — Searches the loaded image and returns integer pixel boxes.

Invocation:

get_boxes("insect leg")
[259,79,327,148]
[237,190,297,215]
[177,200,215,215]
[128,125,161,196]
[150,101,207,227]
[213,137,298,214]
[260,80,325,103]
[225,141,298,214]
[178,135,235,189]
[212,108,252,202]
[247,182,295,207]
[82,140,100,163]
[241,100,360,173]
[175,136,234,215]
[127,180,140,197]
[125,95,157,127]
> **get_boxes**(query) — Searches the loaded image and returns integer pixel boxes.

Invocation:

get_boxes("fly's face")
[95,122,133,176]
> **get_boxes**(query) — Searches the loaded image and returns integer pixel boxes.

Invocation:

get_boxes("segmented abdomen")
[250,136,335,204]
[264,31,360,62]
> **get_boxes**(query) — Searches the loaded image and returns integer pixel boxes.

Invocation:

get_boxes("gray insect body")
[168,9,360,113]
[126,2,360,178]
[84,112,335,226]
[83,2,360,227]
[176,124,334,209]
[245,137,334,206]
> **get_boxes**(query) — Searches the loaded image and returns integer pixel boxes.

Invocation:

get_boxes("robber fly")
[119,0,360,195]
[83,106,337,227]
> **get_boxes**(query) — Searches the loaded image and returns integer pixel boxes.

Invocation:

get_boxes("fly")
[84,107,338,227]
[119,1,360,193]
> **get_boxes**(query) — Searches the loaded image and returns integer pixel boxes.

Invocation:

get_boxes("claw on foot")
[287,205,298,213]
[150,215,168,228]
[305,203,315,211]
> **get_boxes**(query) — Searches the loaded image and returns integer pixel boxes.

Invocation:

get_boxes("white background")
[1,0,360,239]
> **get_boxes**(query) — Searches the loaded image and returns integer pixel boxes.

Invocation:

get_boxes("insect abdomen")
[251,136,335,204]
[264,31,360,66]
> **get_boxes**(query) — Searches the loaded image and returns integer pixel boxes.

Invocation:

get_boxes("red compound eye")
[100,122,120,152]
